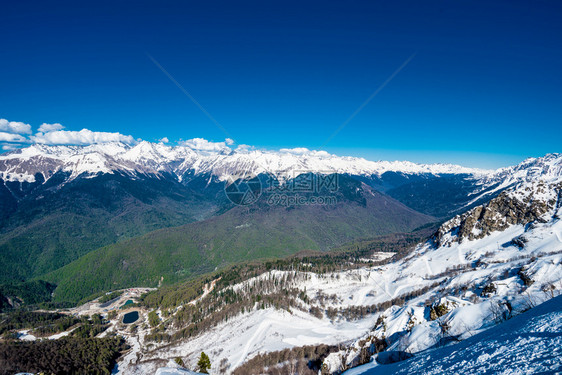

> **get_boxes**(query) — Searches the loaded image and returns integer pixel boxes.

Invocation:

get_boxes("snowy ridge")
[0,141,492,184]
[464,152,562,207]
[493,152,562,185]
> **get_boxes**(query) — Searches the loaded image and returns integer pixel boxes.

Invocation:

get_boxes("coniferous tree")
[197,351,211,373]
[174,357,185,367]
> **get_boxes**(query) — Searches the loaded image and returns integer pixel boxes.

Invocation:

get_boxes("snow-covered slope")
[345,295,562,375]
[111,173,562,374]
[0,141,492,184]
[155,368,204,375]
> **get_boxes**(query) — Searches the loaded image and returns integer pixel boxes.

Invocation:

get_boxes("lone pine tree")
[197,351,211,373]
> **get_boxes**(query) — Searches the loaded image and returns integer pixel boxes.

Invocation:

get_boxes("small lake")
[122,311,139,324]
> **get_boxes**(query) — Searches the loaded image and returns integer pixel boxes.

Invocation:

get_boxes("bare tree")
[488,300,506,324]
[541,283,557,299]
[522,291,538,311]
[437,316,452,343]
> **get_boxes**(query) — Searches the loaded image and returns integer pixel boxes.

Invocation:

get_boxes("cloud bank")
[31,129,136,146]
[179,137,232,152]
[0,118,137,150]
[0,118,241,155]
[279,147,330,157]
[0,119,32,135]
[38,123,64,133]
[0,132,29,143]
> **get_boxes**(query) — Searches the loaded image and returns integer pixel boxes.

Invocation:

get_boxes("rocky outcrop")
[433,181,562,247]
[321,334,387,375]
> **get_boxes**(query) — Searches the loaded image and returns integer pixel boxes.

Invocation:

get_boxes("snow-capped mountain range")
[2,142,560,191]
[0,141,493,184]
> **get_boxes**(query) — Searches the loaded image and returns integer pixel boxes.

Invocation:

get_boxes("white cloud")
[159,137,169,143]
[235,144,254,153]
[0,119,32,134]
[279,147,331,157]
[0,118,139,149]
[225,138,235,145]
[31,129,136,146]
[280,147,311,155]
[2,143,20,151]
[38,123,65,133]
[311,150,331,157]
[0,132,28,143]
[179,138,232,152]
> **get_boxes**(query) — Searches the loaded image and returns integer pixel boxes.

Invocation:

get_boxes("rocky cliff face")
[433,180,562,247]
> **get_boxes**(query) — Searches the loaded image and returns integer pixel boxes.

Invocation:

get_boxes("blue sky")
[1,0,561,168]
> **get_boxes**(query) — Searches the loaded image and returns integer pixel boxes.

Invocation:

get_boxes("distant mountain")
[3,144,559,219]
[1,142,500,218]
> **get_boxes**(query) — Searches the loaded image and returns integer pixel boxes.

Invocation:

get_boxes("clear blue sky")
[1,0,561,168]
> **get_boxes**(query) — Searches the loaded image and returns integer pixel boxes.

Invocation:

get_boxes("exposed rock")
[432,181,562,247]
